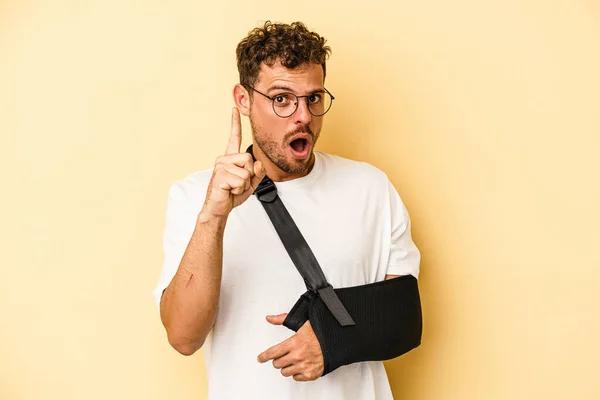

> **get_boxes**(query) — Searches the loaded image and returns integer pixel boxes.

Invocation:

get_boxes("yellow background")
[2,0,599,399]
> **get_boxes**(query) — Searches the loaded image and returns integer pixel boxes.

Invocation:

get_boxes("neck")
[250,144,315,182]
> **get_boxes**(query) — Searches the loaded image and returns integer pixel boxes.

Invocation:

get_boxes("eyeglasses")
[245,86,335,118]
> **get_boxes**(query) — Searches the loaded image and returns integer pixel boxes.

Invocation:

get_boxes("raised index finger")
[226,107,242,155]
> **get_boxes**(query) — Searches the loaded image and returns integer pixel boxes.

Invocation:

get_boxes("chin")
[282,153,312,174]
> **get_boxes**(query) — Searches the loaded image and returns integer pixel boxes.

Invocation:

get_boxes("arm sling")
[247,146,423,376]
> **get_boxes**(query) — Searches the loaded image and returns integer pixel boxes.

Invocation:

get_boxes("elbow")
[163,319,205,356]
[159,295,213,356]
[173,344,201,357]
[167,333,203,356]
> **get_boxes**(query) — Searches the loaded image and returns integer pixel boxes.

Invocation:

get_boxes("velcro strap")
[283,291,314,331]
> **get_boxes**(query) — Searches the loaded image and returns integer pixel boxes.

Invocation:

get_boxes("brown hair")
[236,21,331,89]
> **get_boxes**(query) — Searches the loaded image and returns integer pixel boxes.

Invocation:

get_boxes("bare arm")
[158,108,264,356]
[159,212,228,355]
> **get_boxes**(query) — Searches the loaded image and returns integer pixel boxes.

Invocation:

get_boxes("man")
[153,21,421,399]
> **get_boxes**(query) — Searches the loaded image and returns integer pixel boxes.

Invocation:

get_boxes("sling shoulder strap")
[247,145,355,327]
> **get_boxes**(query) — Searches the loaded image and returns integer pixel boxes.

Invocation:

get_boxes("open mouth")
[289,138,310,158]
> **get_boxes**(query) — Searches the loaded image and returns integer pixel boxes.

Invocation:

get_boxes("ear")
[233,84,251,117]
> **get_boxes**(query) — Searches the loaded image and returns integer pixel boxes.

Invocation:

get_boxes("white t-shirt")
[152,151,420,400]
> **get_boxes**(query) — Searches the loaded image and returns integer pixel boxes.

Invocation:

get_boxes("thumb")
[250,160,266,189]
[266,313,288,325]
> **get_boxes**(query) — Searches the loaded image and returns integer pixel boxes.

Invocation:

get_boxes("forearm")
[160,211,228,355]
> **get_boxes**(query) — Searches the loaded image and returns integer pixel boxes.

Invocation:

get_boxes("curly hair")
[236,21,331,89]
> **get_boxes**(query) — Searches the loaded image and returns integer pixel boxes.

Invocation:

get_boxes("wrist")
[197,209,229,226]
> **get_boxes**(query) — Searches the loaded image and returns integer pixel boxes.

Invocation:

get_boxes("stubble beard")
[250,116,320,176]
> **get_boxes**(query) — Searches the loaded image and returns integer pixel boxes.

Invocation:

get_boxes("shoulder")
[316,151,390,187]
[166,167,214,212]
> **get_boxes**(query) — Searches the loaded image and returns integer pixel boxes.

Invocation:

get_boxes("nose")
[293,98,312,125]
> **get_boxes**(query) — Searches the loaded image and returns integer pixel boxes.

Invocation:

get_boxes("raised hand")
[201,107,265,219]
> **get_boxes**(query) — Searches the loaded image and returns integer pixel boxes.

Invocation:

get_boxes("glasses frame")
[244,85,335,118]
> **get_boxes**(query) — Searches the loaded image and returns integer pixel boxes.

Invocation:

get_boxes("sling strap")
[247,145,355,327]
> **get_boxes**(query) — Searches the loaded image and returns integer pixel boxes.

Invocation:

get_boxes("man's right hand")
[200,107,266,220]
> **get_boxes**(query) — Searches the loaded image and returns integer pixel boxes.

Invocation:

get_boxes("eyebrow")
[267,85,325,95]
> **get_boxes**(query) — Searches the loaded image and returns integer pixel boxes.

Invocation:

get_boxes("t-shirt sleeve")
[151,181,197,311]
[386,180,421,278]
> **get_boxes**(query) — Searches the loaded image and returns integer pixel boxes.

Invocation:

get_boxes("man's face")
[249,62,325,176]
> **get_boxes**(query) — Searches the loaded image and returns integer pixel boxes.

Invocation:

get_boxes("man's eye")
[275,94,291,104]
[273,94,295,106]
[309,94,322,103]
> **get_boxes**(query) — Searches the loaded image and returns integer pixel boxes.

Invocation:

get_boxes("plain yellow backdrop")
[1,0,599,399]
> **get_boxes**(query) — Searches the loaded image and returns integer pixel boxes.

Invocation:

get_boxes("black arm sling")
[248,146,422,376]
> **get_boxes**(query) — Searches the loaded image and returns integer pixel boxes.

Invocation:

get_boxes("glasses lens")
[272,93,298,118]
[308,92,333,116]
[271,91,334,118]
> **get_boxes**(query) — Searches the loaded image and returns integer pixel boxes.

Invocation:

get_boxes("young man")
[153,21,421,399]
